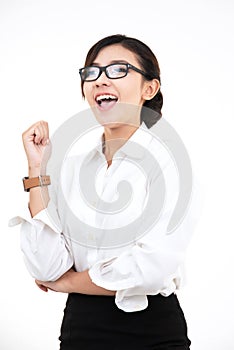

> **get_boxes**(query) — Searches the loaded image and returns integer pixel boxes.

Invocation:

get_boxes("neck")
[103,123,140,167]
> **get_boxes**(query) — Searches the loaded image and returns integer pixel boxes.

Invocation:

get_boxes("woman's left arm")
[36,268,116,296]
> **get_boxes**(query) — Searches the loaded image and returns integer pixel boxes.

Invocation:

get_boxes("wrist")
[23,175,51,192]
[67,270,79,293]
[28,166,44,177]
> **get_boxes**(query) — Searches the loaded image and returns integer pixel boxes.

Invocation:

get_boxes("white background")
[1,0,234,349]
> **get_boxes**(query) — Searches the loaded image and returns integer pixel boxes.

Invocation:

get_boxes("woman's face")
[83,44,149,127]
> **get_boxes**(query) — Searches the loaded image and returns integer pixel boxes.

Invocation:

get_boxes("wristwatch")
[22,175,51,192]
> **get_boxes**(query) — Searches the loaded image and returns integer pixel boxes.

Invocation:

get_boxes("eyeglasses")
[79,63,151,82]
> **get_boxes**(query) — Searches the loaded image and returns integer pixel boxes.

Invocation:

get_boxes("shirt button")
[88,233,95,241]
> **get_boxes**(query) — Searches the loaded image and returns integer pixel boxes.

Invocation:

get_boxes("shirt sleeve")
[8,190,74,282]
[89,174,203,312]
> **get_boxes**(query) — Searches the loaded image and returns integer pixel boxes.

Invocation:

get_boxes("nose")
[95,70,111,86]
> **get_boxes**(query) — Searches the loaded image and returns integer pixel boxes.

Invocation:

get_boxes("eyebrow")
[91,59,129,66]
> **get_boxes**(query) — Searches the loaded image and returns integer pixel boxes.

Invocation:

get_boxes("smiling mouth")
[95,94,118,109]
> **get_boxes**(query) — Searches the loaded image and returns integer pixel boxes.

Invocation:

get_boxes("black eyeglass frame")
[79,63,153,82]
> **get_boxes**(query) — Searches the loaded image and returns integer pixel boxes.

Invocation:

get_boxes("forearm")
[28,167,50,217]
[22,120,50,217]
[37,269,116,296]
[73,270,116,296]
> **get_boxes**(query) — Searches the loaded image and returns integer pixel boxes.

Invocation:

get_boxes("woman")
[15,34,195,349]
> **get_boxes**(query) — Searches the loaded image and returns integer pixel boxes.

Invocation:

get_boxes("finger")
[34,121,48,145]
[33,125,43,145]
[23,120,48,146]
[22,125,38,144]
[39,121,49,146]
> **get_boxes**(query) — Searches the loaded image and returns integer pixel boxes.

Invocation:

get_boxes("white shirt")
[9,123,200,312]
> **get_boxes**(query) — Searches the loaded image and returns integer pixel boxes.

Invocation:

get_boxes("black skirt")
[59,293,191,350]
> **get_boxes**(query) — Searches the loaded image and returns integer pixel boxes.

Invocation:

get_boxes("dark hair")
[81,34,163,128]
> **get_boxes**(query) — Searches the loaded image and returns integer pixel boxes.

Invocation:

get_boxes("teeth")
[96,94,117,102]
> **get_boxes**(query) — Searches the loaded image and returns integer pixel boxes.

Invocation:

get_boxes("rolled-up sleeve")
[89,241,184,312]
[9,199,74,281]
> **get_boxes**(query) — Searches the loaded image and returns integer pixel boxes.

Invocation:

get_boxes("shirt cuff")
[88,256,149,312]
[8,199,62,234]
[88,256,137,290]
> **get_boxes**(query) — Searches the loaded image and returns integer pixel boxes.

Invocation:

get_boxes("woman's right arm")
[22,120,50,216]
[19,121,74,281]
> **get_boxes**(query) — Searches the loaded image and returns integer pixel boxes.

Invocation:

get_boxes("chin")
[91,105,123,127]
[91,103,141,129]
[102,122,126,130]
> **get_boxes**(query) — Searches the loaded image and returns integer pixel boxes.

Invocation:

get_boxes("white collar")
[94,122,153,160]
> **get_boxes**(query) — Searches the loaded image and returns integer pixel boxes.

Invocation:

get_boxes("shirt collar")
[93,122,153,160]
[118,122,152,159]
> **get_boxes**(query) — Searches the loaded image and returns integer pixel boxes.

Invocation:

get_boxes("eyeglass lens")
[80,64,128,81]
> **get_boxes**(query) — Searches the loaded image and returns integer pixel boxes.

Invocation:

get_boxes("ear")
[142,79,160,101]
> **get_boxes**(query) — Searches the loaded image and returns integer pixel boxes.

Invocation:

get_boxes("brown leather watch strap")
[23,175,51,192]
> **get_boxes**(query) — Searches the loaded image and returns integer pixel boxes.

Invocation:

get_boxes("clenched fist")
[22,120,50,174]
